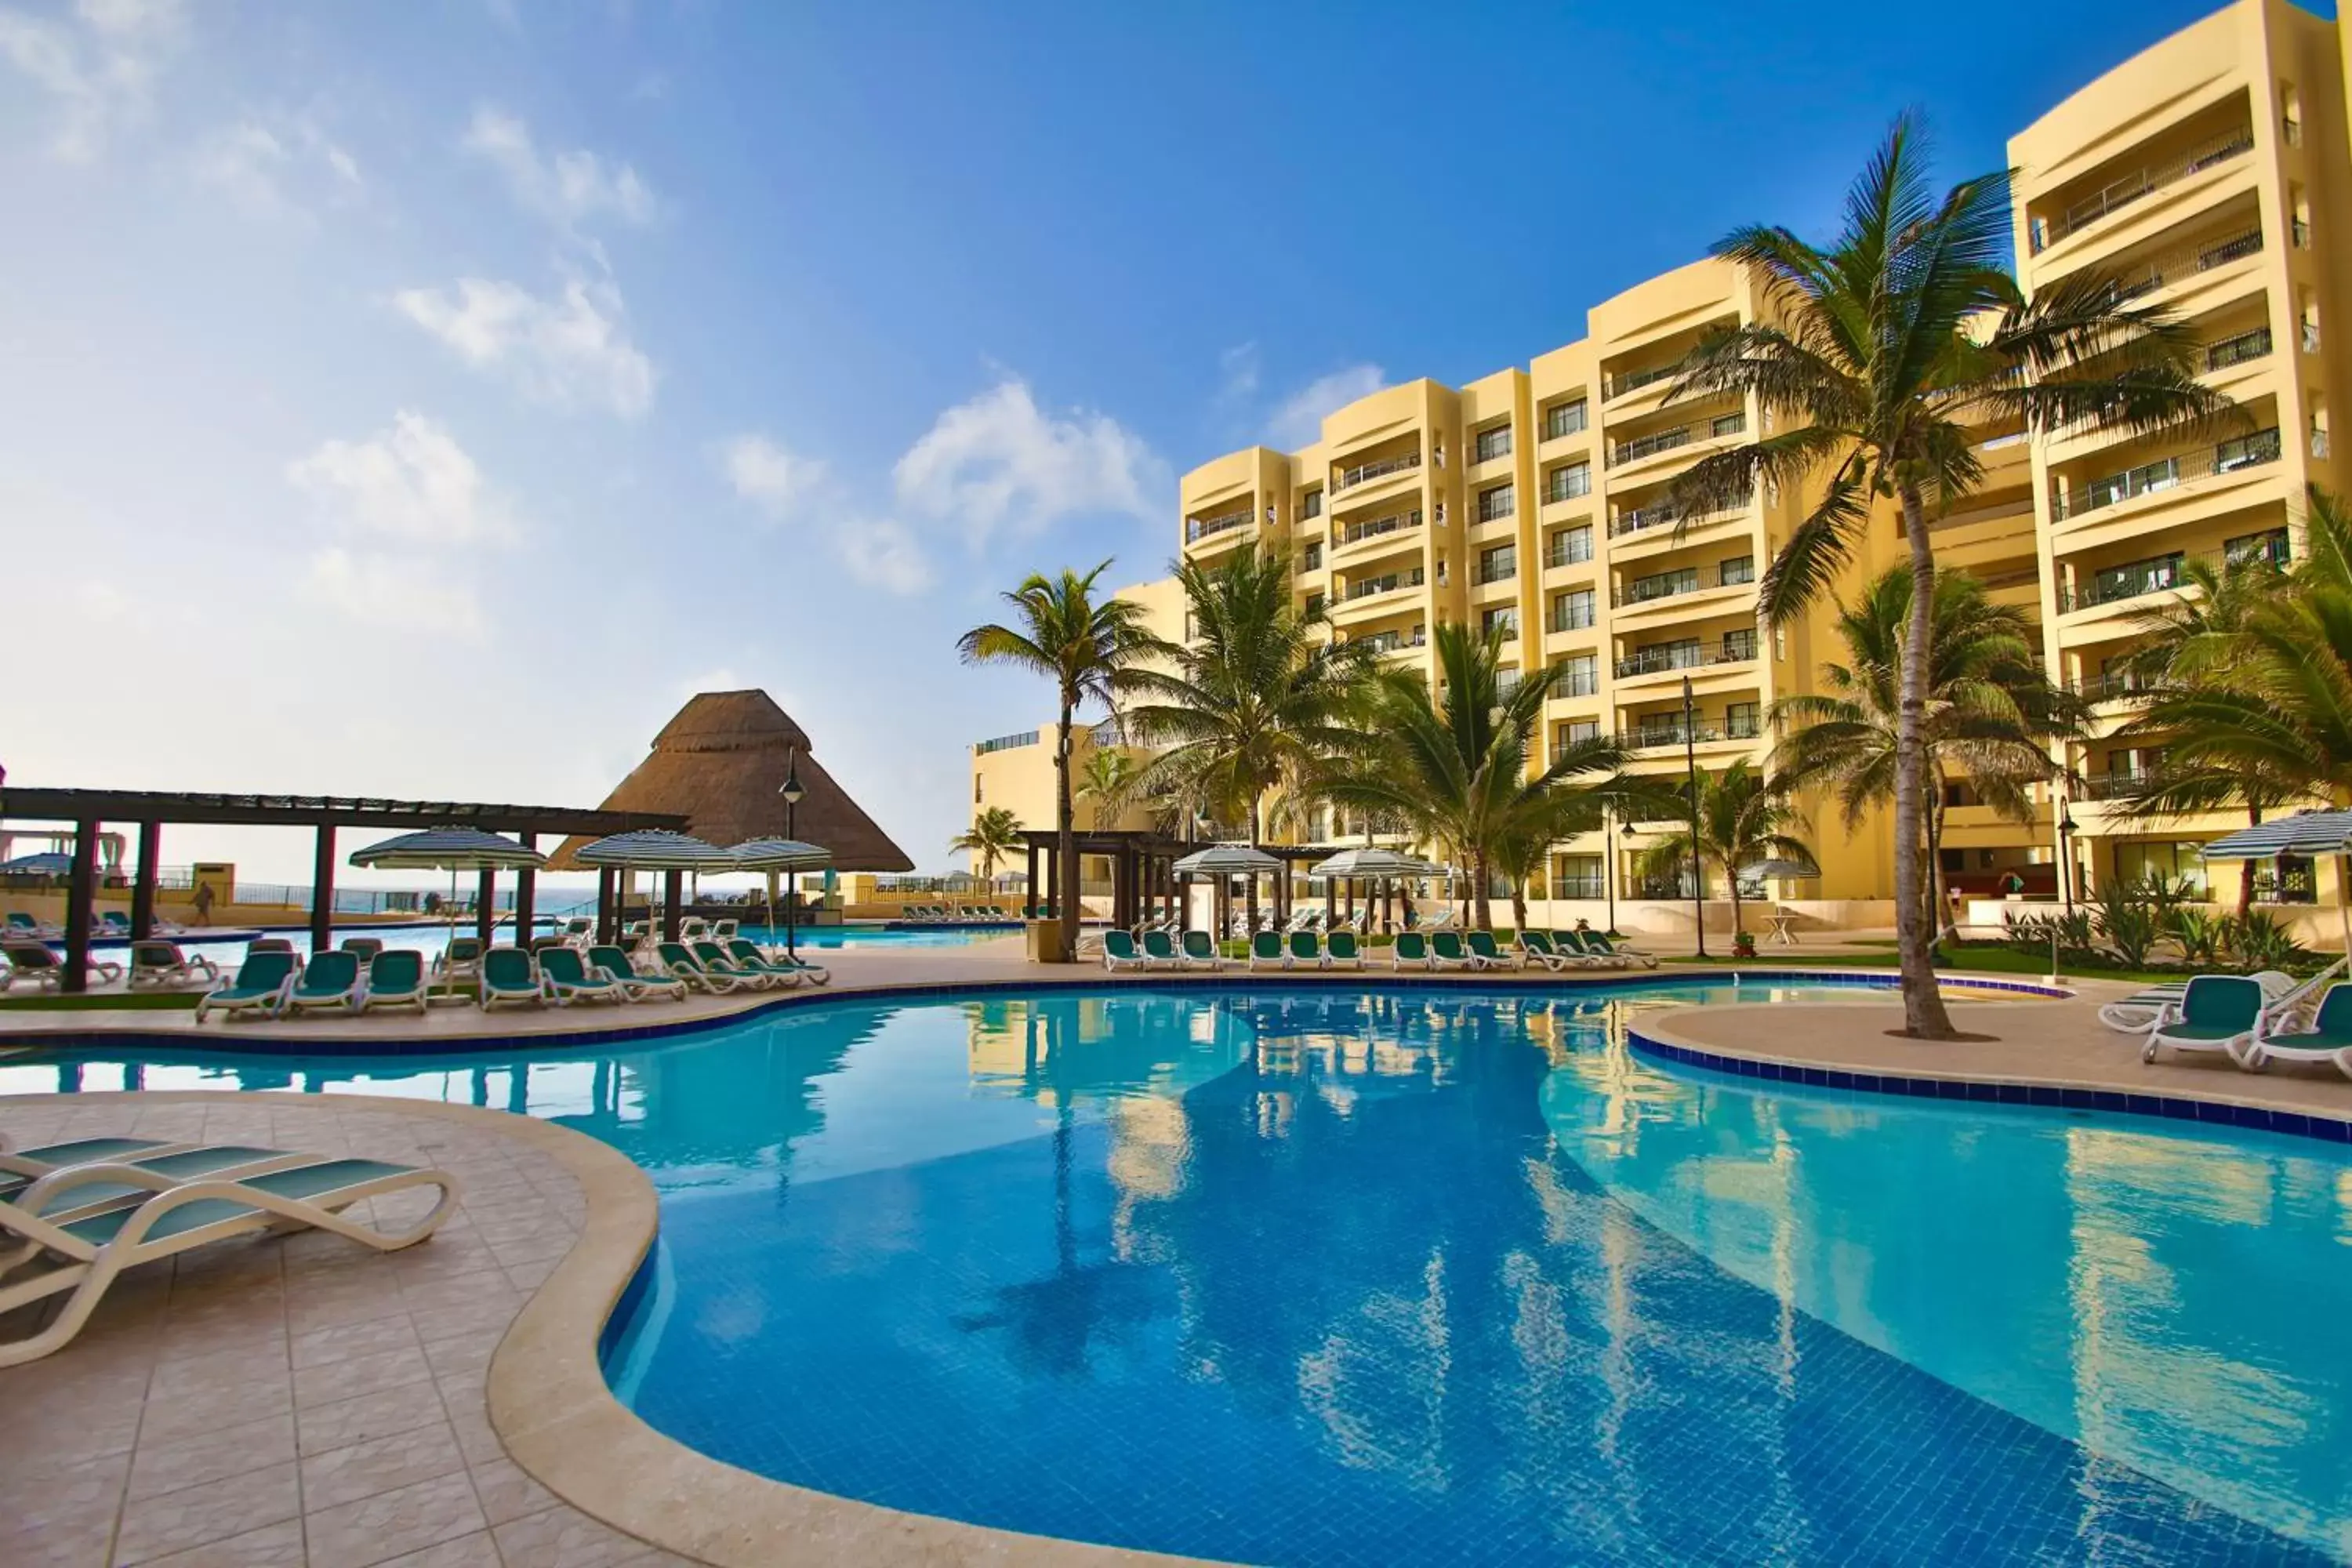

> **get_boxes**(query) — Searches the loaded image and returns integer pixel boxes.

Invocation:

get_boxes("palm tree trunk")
[1726,855,1742,940]
[1473,851,1493,931]
[2241,798,2262,919]
[1246,796,1262,934]
[1895,485,1959,1038]
[1055,703,1078,963]
[1511,876,1528,936]
[1926,791,1947,943]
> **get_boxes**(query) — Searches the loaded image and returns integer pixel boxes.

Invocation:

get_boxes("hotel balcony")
[1183,504,1258,556]
[1326,564,1427,627]
[2027,120,2256,256]
[1613,628,1760,687]
[1330,506,1426,565]
[1606,499,1751,562]
[1617,709,1763,754]
[1610,555,1755,619]
[2057,528,2287,615]
[1327,443,1425,509]
[2049,424,2284,531]
[1604,407,1747,481]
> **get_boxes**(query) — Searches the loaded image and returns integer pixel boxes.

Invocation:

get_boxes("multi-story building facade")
[968,0,2352,929]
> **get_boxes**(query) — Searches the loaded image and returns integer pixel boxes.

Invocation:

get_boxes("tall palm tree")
[959,563,1163,961]
[1666,115,2226,1037]
[1491,791,1603,935]
[1773,566,2080,931]
[1124,543,1375,928]
[949,806,1025,884]
[1632,760,1814,942]
[1323,622,1622,930]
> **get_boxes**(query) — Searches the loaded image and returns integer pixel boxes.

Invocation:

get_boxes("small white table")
[1764,909,1799,946]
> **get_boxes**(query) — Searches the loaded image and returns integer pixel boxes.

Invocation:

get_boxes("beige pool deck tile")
[299,1418,469,1513]
[127,1410,299,1502]
[292,1342,435,1410]
[372,1532,504,1568]
[302,1469,486,1568]
[111,1457,300,1565]
[135,1518,309,1568]
[297,1379,453,1457]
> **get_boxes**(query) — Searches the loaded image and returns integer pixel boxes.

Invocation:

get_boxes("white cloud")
[286,412,515,546]
[392,275,655,419]
[1216,342,1259,406]
[461,105,656,230]
[0,0,183,162]
[893,379,1165,547]
[718,434,826,521]
[191,115,364,226]
[838,519,933,595]
[1267,363,1386,449]
[303,548,484,638]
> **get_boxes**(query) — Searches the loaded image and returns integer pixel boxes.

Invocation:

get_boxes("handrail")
[1337,507,1423,547]
[1614,634,1759,677]
[2032,128,2255,251]
[1613,560,1755,608]
[2109,227,2264,303]
[2053,427,2281,520]
[2205,326,2273,372]
[1341,565,1425,603]
[975,730,1039,755]
[1610,502,1743,538]
[1605,362,1677,400]
[1608,412,1744,469]
[1185,509,1254,544]
[1333,451,1422,492]
[2060,533,2288,610]
[1545,530,1594,569]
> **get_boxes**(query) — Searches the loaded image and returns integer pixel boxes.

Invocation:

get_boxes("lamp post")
[2056,796,2078,916]
[1615,811,1635,938]
[1682,674,1706,959]
[779,750,807,959]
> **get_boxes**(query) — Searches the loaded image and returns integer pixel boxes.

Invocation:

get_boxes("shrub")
[2092,884,2164,969]
[2169,909,2227,968]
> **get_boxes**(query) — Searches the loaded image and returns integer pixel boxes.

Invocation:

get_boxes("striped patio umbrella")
[574,830,735,938]
[727,838,833,957]
[350,828,546,953]
[2202,811,2352,957]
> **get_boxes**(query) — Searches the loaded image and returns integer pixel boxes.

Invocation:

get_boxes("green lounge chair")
[1102,930,1147,971]
[725,938,807,989]
[1465,931,1509,969]
[285,950,364,1016]
[2249,984,2352,1079]
[539,946,629,1004]
[1581,931,1657,969]
[749,941,831,987]
[98,912,131,935]
[1430,931,1475,971]
[0,1150,459,1367]
[658,941,742,994]
[477,946,543,1011]
[126,941,219,991]
[1181,930,1226,969]
[693,939,775,990]
[1551,930,1621,969]
[361,950,427,1014]
[1143,930,1181,968]
[5,912,58,939]
[2,941,122,991]
[434,936,485,991]
[1288,930,1324,969]
[1325,930,1363,970]
[194,950,297,1022]
[1517,931,1578,971]
[589,944,685,1002]
[1248,931,1286,971]
[339,936,386,964]
[2144,975,2263,1065]
[1388,931,1433,970]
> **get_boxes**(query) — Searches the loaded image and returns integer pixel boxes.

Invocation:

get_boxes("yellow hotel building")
[970,0,2352,934]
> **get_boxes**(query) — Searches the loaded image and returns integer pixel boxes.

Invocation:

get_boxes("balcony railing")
[2078,770,2161,801]
[1337,508,1423,548]
[2111,228,2265,303]
[1357,629,1428,655]
[975,730,1039,755]
[1546,532,1594,569]
[2031,128,2256,252]
[1475,555,1518,586]
[2206,327,2273,372]
[1608,412,1744,469]
[1555,666,1599,695]
[1185,509,1253,544]
[1613,560,1755,608]
[1334,452,1422,492]
[1613,633,1759,678]
[1606,363,1676,401]
[2060,534,2288,611]
[1622,713,1762,750]
[2053,427,2281,520]
[1545,468,1592,504]
[1549,601,1597,633]
[2071,668,2162,702]
[1610,501,1744,539]
[1343,565,1426,603]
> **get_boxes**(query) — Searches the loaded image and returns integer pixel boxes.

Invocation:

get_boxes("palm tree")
[959,563,1163,961]
[1666,115,2226,1037]
[1491,791,1603,935]
[1773,566,2080,932]
[1074,746,1142,829]
[1632,760,1814,942]
[1124,543,1376,928]
[1322,622,1622,930]
[950,806,1025,885]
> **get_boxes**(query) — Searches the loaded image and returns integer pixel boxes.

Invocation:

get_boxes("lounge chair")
[434,936,485,994]
[1581,931,1657,969]
[1517,931,1580,971]
[360,951,428,1014]
[678,917,712,943]
[339,936,386,965]
[1288,931,1324,969]
[126,940,220,990]
[711,919,739,942]
[2,940,123,990]
[1465,931,1510,969]
[477,946,543,1011]
[692,939,776,989]
[4,912,59,940]
[1102,931,1149,971]
[195,951,297,1022]
[2097,970,2300,1033]
[1325,930,1364,971]
[1180,931,1226,970]
[1430,931,1476,971]
[0,1149,460,1367]
[98,912,131,935]
[1388,932,1433,971]
[760,944,833,987]
[2247,985,2352,1079]
[714,940,802,989]
[656,941,743,994]
[589,944,685,1002]
[1549,930,1622,969]
[2144,975,2264,1065]
[284,951,365,1016]
[1247,931,1286,971]
[249,936,297,959]
[1142,930,1181,968]
[533,945,627,1004]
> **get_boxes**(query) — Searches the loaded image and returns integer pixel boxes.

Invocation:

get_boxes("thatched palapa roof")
[546,690,913,872]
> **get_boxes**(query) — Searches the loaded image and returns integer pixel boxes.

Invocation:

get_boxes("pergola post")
[662,869,684,940]
[1025,841,1039,916]
[596,868,616,945]
[476,869,497,949]
[61,816,100,995]
[129,820,160,940]
[310,825,337,956]
[514,832,538,946]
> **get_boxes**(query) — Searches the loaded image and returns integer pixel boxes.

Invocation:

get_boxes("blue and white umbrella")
[2203,810,2352,956]
[575,830,735,938]
[728,838,833,956]
[350,829,546,952]
[0,851,74,877]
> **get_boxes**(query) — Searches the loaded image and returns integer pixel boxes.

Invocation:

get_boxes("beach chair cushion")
[1327,931,1361,965]
[367,950,425,996]
[1289,931,1321,965]
[480,947,539,995]
[1142,931,1178,965]
[291,951,361,1003]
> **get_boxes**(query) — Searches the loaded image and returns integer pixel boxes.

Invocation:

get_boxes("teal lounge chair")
[1431,931,1475,971]
[1388,932,1432,970]
[539,946,628,1004]
[1248,931,1286,971]
[1288,931,1324,969]
[1325,930,1363,971]
[1581,931,1656,969]
[1142,930,1181,968]
[2144,975,2263,1065]
[477,946,543,1011]
[1550,931,1620,969]
[434,936,485,993]
[1181,930,1226,969]
[339,936,385,964]
[1517,931,1577,971]
[1465,931,1509,969]
[285,951,364,1016]
[589,945,685,1002]
[127,941,219,991]
[1103,930,1148,971]
[98,912,130,935]
[693,939,775,990]
[657,941,742,994]
[727,938,809,988]
[361,951,428,1014]
[753,942,831,987]
[2246,984,2352,1079]
[5,912,58,939]
[194,950,297,1022]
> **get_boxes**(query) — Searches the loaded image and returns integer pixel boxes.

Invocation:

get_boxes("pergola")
[1018,829,1189,928]
[0,788,684,993]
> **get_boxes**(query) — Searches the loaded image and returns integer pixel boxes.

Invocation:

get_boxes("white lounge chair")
[2099,969,2302,1033]
[2144,975,2266,1065]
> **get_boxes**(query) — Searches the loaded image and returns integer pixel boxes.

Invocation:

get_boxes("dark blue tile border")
[1626,1028,2352,1148]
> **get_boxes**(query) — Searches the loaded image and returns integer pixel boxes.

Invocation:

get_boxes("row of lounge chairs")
[5,910,197,942]
[1101,927,1657,973]
[0,1130,458,1366]
[899,904,1020,924]
[2140,971,2352,1079]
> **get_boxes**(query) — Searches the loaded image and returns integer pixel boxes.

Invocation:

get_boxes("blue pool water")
[9,980,2350,1564]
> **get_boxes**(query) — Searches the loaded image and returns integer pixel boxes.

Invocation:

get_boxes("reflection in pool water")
[9,982,2347,1565]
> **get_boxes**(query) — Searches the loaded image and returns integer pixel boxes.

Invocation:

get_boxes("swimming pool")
[7,979,2347,1564]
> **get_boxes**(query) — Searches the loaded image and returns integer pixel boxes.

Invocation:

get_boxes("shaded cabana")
[1018,829,1189,928]
[0,788,683,993]
[546,690,913,933]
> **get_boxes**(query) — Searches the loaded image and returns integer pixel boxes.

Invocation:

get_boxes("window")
[1719,554,1755,586]
[1478,483,1515,523]
[1544,400,1588,441]
[1628,566,1698,604]
[1303,540,1323,571]
[1305,591,1326,617]
[1556,653,1599,695]
[1301,488,1323,519]
[1710,412,1747,439]
[1722,628,1759,662]
[1481,605,1519,641]
[1475,424,1512,463]
[2225,528,2289,569]
[1565,720,1599,743]
[1548,524,1593,568]
[1477,544,1516,584]
[974,775,983,804]
[1552,589,1596,632]
[1546,462,1592,503]
[1725,701,1760,739]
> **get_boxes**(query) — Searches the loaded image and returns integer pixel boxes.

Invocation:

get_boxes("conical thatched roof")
[547,690,913,872]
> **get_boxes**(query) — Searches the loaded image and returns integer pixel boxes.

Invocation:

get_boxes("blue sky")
[0,0,2288,880]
